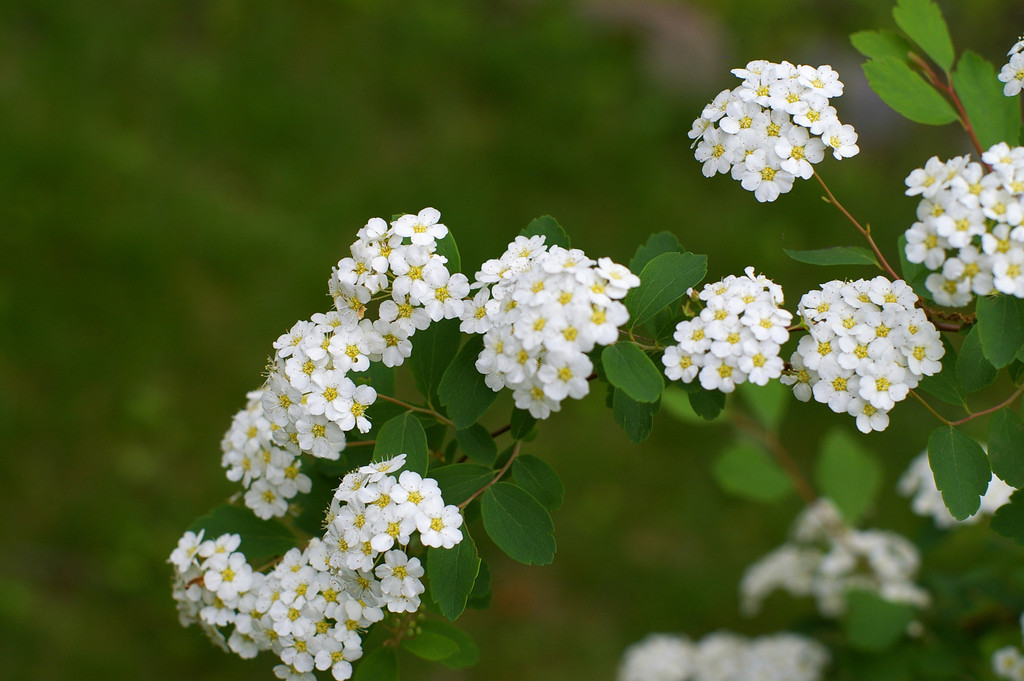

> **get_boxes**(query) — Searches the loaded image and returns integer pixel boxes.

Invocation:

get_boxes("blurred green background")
[4,0,1024,679]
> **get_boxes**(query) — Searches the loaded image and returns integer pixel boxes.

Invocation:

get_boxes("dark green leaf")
[422,620,480,669]
[712,442,792,503]
[1009,359,1024,385]
[438,335,498,429]
[407,319,461,408]
[373,412,429,476]
[976,295,1024,368]
[187,504,296,563]
[481,482,556,565]
[602,343,664,403]
[689,388,726,421]
[897,233,931,299]
[991,490,1024,544]
[467,560,491,609]
[629,231,683,274]
[918,335,966,407]
[927,426,991,520]
[512,454,564,510]
[954,51,1020,149]
[783,246,879,267]
[403,627,460,661]
[850,30,914,63]
[624,251,708,328]
[510,408,536,440]
[455,424,498,466]
[862,58,958,125]
[892,0,954,72]
[660,386,724,424]
[957,323,998,393]
[645,305,687,347]
[353,646,398,681]
[351,362,396,398]
[519,215,570,249]
[430,463,494,506]
[814,429,883,523]
[612,388,660,443]
[989,409,1024,488]
[435,230,462,274]
[843,589,916,651]
[737,381,788,431]
[428,529,481,622]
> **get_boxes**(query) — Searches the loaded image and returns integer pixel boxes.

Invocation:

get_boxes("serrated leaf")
[976,294,1024,368]
[844,589,916,651]
[815,428,883,523]
[512,454,564,510]
[423,620,480,669]
[624,251,708,328]
[892,0,954,71]
[428,529,481,622]
[954,51,1021,150]
[783,246,879,267]
[353,646,398,681]
[510,408,536,440]
[918,335,966,407]
[435,230,462,274]
[927,426,991,521]
[602,343,664,403]
[455,424,498,466]
[429,463,494,506]
[373,412,429,475]
[862,58,958,125]
[689,388,726,421]
[737,381,788,431]
[629,231,683,274]
[712,442,792,503]
[187,504,296,563]
[989,409,1024,488]
[519,215,570,249]
[481,482,556,565]
[957,323,998,393]
[850,30,914,63]
[438,335,498,429]
[991,490,1024,545]
[407,318,461,408]
[612,388,660,442]
[897,233,931,299]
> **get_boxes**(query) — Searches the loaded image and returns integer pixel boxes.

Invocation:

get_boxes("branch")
[459,441,521,509]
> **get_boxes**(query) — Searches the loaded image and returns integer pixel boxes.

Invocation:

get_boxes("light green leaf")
[629,231,683,274]
[428,529,481,622]
[783,246,879,267]
[815,429,883,523]
[624,251,708,328]
[976,294,1024,368]
[927,426,991,520]
[402,628,460,661]
[438,335,498,429]
[850,30,914,63]
[957,323,997,393]
[435,230,462,274]
[612,388,660,443]
[407,319,461,408]
[989,409,1024,488]
[519,215,570,249]
[918,335,967,407]
[712,442,792,503]
[661,385,724,424]
[843,589,916,651]
[353,646,398,681]
[187,505,296,563]
[892,0,954,72]
[954,51,1021,149]
[512,454,564,511]
[429,463,494,506]
[990,490,1024,545]
[373,412,429,476]
[455,424,498,466]
[602,343,664,403]
[481,482,556,565]
[737,381,788,431]
[862,58,959,125]
[423,620,480,669]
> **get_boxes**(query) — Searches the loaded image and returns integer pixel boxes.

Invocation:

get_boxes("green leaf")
[783,246,879,267]
[435,230,462,274]
[927,426,991,521]
[990,490,1024,545]
[862,58,959,125]
[660,386,723,424]
[373,412,429,476]
[428,529,481,622]
[629,231,683,274]
[512,454,564,511]
[187,504,296,563]
[737,381,788,431]
[429,463,494,506]
[601,343,664,403]
[892,0,954,72]
[918,335,966,407]
[403,627,460,661]
[843,589,916,651]
[438,335,498,429]
[645,305,687,347]
[455,424,498,466]
[712,442,792,503]
[481,482,556,565]
[1009,359,1024,385]
[422,620,480,669]
[954,51,1021,149]
[897,233,931,299]
[467,560,491,609]
[353,646,398,681]
[976,295,1024,368]
[351,361,396,398]
[519,215,570,249]
[510,408,536,440]
[689,388,726,421]
[850,30,914,63]
[957,323,998,393]
[989,409,1024,488]
[407,318,461,408]
[814,428,883,523]
[624,251,708,328]
[612,388,660,443]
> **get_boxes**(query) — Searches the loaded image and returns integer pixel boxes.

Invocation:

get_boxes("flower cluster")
[169,455,463,681]
[999,37,1024,97]
[689,60,859,202]
[740,499,929,619]
[902,145,1024,305]
[662,267,791,392]
[466,235,640,418]
[781,277,942,433]
[617,631,829,681]
[899,451,1014,528]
